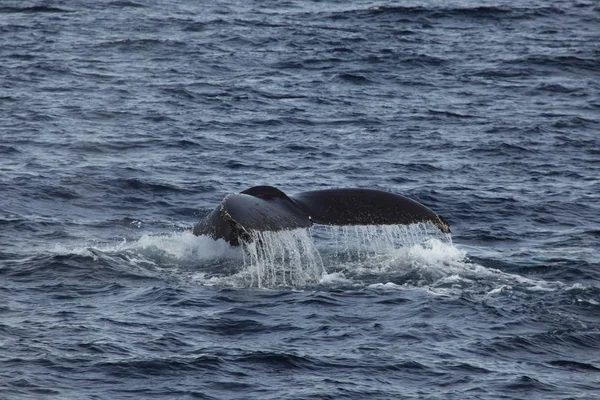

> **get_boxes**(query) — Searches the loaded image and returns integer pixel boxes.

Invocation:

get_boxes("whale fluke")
[193,186,450,246]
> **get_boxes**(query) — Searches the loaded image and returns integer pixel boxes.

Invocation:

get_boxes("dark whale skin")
[193,186,450,245]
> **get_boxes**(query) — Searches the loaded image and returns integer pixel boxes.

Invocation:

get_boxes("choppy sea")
[1,0,599,399]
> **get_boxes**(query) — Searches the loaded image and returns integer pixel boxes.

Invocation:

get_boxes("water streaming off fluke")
[241,229,325,288]
[239,222,452,288]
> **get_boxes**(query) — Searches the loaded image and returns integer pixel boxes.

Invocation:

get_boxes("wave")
[0,6,71,13]
[503,55,598,72]
[324,5,565,22]
[95,39,188,51]
[107,1,145,8]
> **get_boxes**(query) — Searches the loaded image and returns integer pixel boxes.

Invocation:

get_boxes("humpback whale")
[193,186,450,246]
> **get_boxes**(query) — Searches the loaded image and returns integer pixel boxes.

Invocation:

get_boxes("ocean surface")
[1,0,599,398]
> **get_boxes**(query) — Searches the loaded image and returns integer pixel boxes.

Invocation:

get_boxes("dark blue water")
[1,0,599,398]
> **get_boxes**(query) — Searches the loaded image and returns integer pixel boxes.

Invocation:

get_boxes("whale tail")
[193,186,450,246]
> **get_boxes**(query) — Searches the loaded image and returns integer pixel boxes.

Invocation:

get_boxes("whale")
[193,186,450,246]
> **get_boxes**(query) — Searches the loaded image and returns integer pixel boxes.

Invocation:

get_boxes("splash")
[134,231,240,261]
[233,223,564,293]
[235,222,452,288]
[49,231,243,286]
[47,226,569,293]
[239,229,325,288]
[317,233,467,287]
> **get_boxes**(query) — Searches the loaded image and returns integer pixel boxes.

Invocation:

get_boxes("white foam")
[134,231,240,261]
[566,283,594,291]
[319,271,351,285]
[50,231,241,261]
[367,282,402,290]
[578,298,599,306]
[486,285,512,296]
